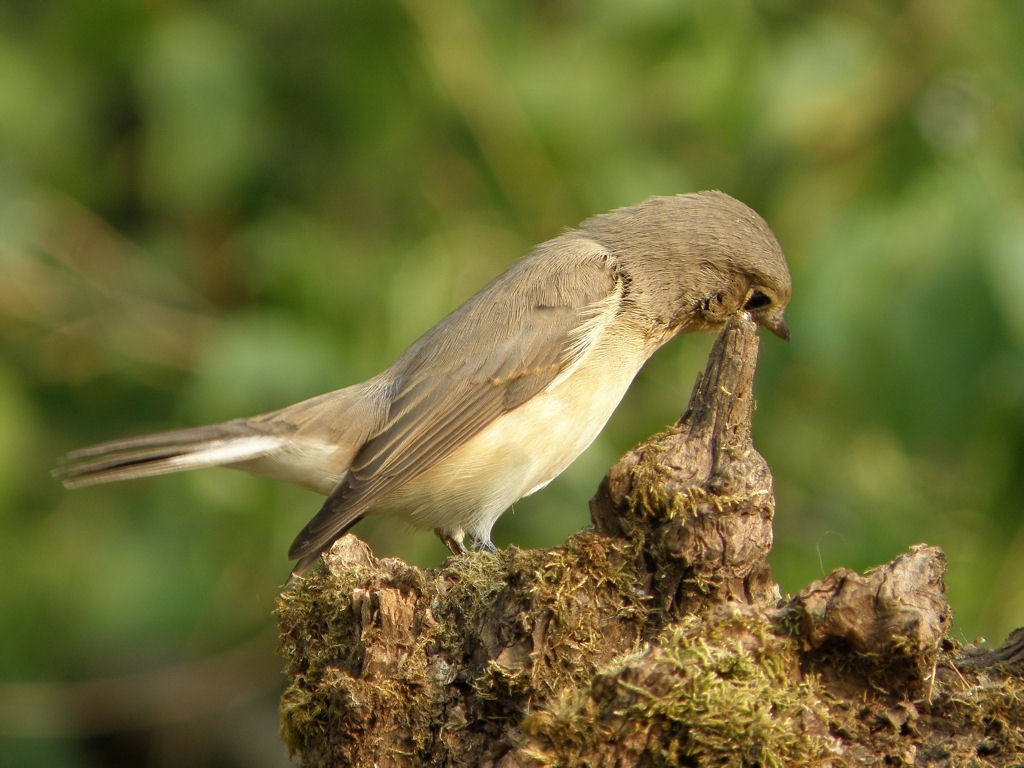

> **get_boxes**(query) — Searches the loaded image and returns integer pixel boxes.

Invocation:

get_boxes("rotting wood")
[278,313,1023,768]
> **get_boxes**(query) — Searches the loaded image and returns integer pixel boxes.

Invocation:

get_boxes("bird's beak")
[756,309,790,342]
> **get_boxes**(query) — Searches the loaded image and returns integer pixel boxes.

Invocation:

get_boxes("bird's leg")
[435,528,468,556]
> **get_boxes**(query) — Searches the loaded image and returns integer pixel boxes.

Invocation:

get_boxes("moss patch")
[520,610,836,767]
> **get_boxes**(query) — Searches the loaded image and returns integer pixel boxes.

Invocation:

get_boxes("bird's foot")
[471,537,497,553]
[435,528,468,556]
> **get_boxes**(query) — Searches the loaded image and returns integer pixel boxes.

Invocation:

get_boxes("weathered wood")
[277,314,1023,768]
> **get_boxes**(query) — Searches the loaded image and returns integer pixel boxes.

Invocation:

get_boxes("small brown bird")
[55,191,791,577]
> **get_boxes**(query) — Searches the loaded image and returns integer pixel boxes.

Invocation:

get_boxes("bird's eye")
[744,290,771,310]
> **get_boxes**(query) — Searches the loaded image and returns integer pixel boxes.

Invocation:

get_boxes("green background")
[2,1,1023,766]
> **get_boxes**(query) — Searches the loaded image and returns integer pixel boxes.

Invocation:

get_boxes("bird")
[54,191,791,578]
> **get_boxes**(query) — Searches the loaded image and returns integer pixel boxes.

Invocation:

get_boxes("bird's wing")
[288,237,623,566]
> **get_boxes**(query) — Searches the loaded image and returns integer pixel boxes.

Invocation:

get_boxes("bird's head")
[583,190,792,343]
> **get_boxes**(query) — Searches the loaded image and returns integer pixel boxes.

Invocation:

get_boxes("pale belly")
[373,331,649,543]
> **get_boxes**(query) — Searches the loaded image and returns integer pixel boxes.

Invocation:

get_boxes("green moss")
[276,570,369,757]
[522,612,836,767]
[278,539,1024,767]
[625,617,833,767]
[437,536,649,709]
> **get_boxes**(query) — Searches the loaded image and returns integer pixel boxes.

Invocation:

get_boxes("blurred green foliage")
[2,1,1023,766]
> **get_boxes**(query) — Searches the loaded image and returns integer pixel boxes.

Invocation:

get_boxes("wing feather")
[289,236,622,562]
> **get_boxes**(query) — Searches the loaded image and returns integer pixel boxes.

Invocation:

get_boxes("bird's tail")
[53,420,284,488]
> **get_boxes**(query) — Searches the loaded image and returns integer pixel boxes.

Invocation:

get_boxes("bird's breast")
[377,324,651,536]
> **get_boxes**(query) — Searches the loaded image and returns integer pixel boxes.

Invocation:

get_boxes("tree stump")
[277,314,1023,767]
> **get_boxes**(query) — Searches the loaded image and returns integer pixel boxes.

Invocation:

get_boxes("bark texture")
[277,314,1023,767]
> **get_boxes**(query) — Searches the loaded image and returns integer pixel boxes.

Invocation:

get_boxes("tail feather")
[54,422,283,488]
[60,419,259,460]
[55,383,390,578]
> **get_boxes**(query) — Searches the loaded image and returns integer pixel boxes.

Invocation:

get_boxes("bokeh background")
[2,1,1023,766]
